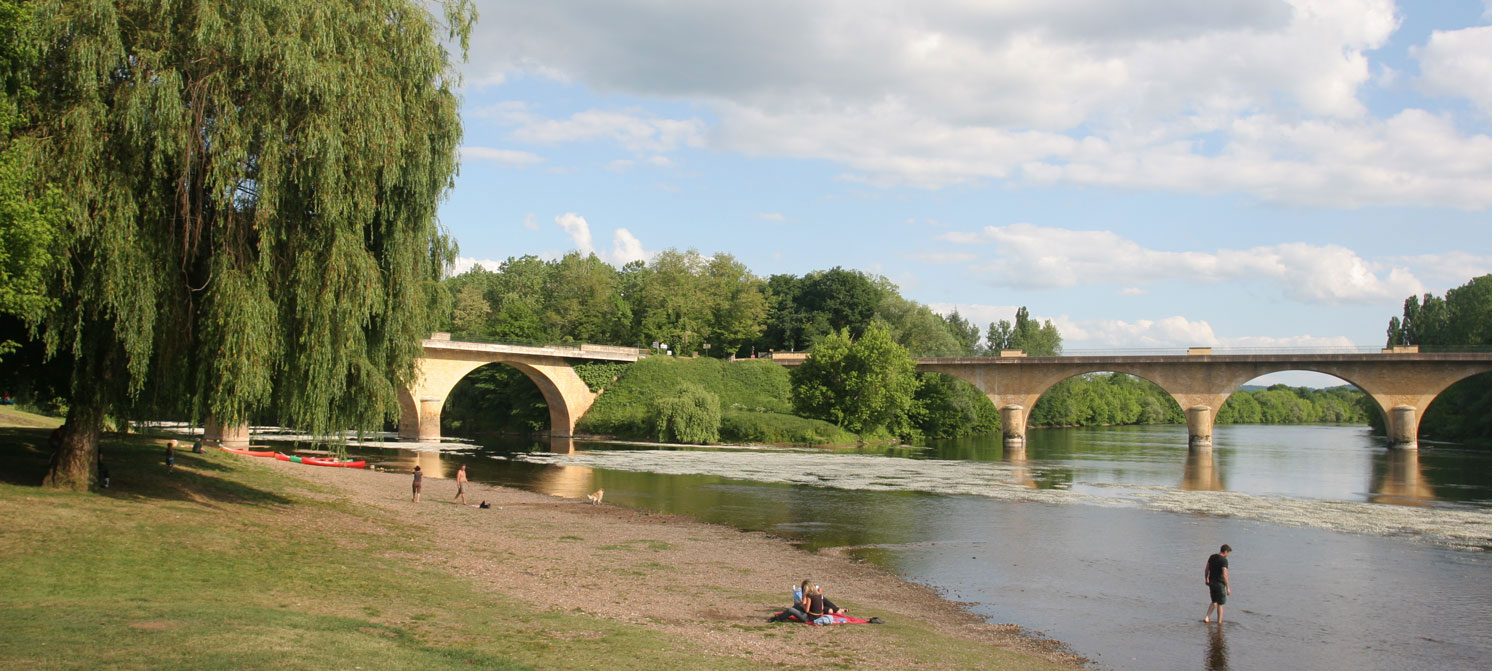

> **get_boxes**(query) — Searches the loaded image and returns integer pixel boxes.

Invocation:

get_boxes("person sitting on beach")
[805,585,836,625]
[769,579,813,622]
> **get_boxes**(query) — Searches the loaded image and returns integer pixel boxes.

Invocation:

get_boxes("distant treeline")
[1027,373,1377,428]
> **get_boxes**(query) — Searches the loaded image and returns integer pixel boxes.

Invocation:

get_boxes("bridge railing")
[433,332,652,356]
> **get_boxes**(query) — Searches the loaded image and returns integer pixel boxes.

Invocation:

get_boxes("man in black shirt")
[1203,544,1232,623]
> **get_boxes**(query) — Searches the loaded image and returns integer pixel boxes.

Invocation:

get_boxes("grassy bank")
[0,411,1078,671]
[577,356,857,445]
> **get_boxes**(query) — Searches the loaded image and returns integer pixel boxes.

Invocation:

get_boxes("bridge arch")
[399,352,600,442]
[1213,369,1385,433]
[1027,371,1184,430]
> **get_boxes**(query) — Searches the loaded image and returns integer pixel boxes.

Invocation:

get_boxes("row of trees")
[1382,275,1490,443]
[442,252,1065,361]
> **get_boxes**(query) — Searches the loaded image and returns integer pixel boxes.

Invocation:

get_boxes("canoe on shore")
[273,452,366,469]
[221,446,275,458]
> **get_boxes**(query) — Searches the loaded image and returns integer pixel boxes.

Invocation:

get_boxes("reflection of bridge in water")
[370,336,1489,453]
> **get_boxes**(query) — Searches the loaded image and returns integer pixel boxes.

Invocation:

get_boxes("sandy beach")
[266,459,1086,669]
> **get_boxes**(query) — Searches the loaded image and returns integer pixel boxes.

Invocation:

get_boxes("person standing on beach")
[452,464,468,505]
[412,465,423,503]
[1203,544,1231,623]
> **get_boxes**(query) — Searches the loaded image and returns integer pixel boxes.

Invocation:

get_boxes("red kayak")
[302,456,366,469]
[221,446,275,457]
[273,452,366,469]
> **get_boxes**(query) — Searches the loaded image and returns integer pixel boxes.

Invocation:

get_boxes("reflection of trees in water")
[1369,449,1435,506]
[1180,446,1222,491]
[1204,623,1228,671]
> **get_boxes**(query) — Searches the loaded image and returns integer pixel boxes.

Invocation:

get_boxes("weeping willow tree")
[24,0,474,490]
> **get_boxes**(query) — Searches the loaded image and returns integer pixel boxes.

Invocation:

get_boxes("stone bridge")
[910,349,1489,449]
[396,335,646,442]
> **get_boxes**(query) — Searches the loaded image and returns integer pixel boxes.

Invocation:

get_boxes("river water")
[277,424,1491,671]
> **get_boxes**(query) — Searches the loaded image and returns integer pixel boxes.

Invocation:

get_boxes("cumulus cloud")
[1410,26,1491,111]
[554,213,593,253]
[610,228,650,264]
[460,146,545,165]
[938,223,1426,305]
[522,213,540,231]
[551,212,652,265]
[459,0,1489,209]
[451,256,504,275]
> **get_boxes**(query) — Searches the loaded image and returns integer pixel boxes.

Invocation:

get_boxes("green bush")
[718,408,855,445]
[572,361,630,392]
[651,383,720,444]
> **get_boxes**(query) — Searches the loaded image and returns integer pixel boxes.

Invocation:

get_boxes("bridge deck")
[422,338,646,362]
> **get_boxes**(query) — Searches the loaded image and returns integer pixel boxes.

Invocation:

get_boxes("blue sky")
[436,0,1492,387]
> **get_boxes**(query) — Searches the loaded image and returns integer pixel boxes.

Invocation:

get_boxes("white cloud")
[1410,26,1491,111]
[511,108,705,153]
[1390,252,1493,288]
[1118,287,1147,296]
[459,0,1489,209]
[945,223,1426,305]
[522,213,540,231]
[459,146,545,165]
[610,228,650,265]
[551,212,651,265]
[756,212,789,222]
[555,213,593,253]
[451,256,504,275]
[927,302,1021,328]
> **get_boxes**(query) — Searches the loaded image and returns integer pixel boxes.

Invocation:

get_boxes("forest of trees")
[1382,274,1490,443]
[441,251,1057,360]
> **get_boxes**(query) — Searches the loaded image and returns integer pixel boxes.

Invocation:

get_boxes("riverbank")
[0,426,1085,670]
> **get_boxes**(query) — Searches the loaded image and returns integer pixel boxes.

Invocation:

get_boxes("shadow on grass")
[0,428,292,507]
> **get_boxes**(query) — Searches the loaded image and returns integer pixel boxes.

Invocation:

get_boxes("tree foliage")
[21,0,473,489]
[790,325,917,435]
[1382,274,1490,443]
[982,307,1062,356]
[651,382,721,444]
[0,0,59,360]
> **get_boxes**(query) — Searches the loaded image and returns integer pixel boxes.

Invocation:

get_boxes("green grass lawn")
[0,409,1074,671]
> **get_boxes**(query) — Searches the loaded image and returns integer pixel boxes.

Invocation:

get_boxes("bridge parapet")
[422,337,647,362]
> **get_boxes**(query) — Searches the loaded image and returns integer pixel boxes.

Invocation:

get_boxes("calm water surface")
[281,424,1490,671]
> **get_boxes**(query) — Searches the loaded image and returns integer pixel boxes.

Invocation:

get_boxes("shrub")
[651,383,720,444]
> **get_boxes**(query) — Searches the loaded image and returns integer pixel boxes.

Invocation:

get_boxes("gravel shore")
[267,459,1086,669]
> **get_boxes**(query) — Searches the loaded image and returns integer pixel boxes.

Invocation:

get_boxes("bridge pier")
[1000,405,1026,447]
[1186,405,1214,449]
[203,418,250,448]
[1388,405,1418,450]
[418,397,444,443]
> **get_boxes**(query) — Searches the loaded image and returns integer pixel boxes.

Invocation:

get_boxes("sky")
[436,0,1493,388]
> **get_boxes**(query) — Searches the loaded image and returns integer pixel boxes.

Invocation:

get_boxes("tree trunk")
[42,385,106,492]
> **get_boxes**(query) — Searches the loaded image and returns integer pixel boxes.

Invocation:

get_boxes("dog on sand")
[587,489,604,505]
